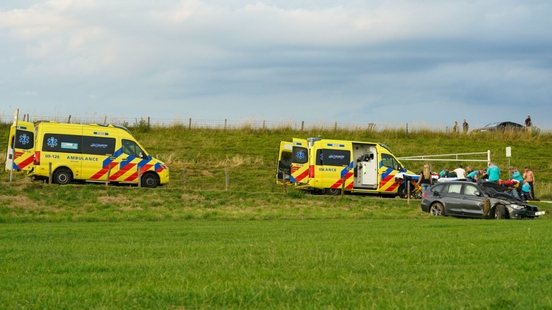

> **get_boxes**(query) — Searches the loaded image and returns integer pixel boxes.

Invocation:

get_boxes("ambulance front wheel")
[141,172,160,188]
[54,168,73,185]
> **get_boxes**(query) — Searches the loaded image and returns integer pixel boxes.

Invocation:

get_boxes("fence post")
[224,119,227,131]
[225,168,229,190]
[406,123,409,134]
[301,121,304,132]
[341,175,346,197]
[48,162,53,184]
[334,121,338,132]
[148,117,151,129]
[105,166,111,186]
[67,115,72,123]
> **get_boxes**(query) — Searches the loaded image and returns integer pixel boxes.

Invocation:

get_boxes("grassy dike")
[2,122,552,308]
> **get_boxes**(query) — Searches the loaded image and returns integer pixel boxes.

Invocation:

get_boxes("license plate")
[535,211,546,216]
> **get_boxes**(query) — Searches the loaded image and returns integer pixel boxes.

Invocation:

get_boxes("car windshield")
[484,122,501,128]
[479,182,521,201]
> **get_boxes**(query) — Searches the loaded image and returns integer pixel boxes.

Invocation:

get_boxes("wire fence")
[1,112,548,133]
[0,112,451,132]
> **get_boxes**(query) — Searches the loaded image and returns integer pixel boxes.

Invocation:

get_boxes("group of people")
[452,119,469,133]
[415,162,537,200]
[452,116,533,133]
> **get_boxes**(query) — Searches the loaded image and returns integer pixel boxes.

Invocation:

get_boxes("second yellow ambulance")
[277,137,412,196]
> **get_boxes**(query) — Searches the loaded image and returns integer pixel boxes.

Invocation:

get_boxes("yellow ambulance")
[23,121,169,188]
[277,137,413,196]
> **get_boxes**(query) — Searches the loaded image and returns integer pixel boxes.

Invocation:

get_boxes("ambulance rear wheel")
[54,168,73,185]
[397,184,407,198]
[325,188,341,196]
[141,173,160,188]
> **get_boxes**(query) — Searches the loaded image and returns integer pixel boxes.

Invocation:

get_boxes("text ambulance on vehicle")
[277,138,414,196]
[6,118,169,188]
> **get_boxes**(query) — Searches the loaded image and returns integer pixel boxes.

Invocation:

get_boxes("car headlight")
[510,204,524,210]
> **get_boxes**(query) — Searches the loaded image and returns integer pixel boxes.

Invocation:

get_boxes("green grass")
[2,220,552,309]
[2,122,552,308]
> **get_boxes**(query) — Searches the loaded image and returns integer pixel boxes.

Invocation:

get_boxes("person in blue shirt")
[510,167,524,196]
[467,169,483,182]
[521,180,532,200]
[486,162,501,183]
[511,168,523,183]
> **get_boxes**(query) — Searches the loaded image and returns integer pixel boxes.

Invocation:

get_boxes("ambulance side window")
[316,149,350,166]
[122,139,145,158]
[82,137,116,155]
[381,154,402,171]
[42,134,82,153]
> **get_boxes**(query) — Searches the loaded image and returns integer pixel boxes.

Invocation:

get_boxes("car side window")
[464,184,478,196]
[448,184,463,194]
[432,184,445,193]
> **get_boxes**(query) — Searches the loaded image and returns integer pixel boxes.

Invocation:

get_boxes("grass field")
[2,219,552,309]
[2,122,552,308]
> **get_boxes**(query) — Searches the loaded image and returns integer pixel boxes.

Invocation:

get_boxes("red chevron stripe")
[124,164,153,182]
[18,155,35,169]
[109,163,137,181]
[293,169,309,183]
[90,162,119,180]
[330,171,353,189]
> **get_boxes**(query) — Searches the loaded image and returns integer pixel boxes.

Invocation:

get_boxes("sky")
[1,0,551,129]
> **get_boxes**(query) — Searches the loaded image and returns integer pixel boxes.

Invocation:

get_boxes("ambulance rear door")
[276,141,293,184]
[5,121,35,172]
[290,138,310,184]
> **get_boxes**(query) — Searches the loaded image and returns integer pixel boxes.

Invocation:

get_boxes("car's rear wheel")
[429,202,444,216]
[493,205,506,219]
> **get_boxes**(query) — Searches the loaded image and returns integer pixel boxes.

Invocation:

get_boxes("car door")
[441,183,465,216]
[460,184,485,217]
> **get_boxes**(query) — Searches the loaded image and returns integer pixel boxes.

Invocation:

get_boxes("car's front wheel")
[493,205,506,219]
[429,202,444,216]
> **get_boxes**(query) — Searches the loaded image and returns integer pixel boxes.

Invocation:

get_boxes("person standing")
[452,121,458,133]
[462,119,469,133]
[453,165,466,181]
[523,166,535,199]
[525,115,533,127]
[486,162,501,183]
[416,163,433,193]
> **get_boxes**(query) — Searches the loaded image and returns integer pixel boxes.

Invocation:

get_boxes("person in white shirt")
[454,165,467,181]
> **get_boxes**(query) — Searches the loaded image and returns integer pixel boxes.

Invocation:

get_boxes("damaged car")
[421,181,544,219]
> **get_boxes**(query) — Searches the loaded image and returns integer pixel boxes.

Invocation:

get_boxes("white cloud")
[1,0,551,129]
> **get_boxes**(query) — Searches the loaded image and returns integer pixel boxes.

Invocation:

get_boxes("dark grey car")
[471,121,526,132]
[421,181,544,219]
